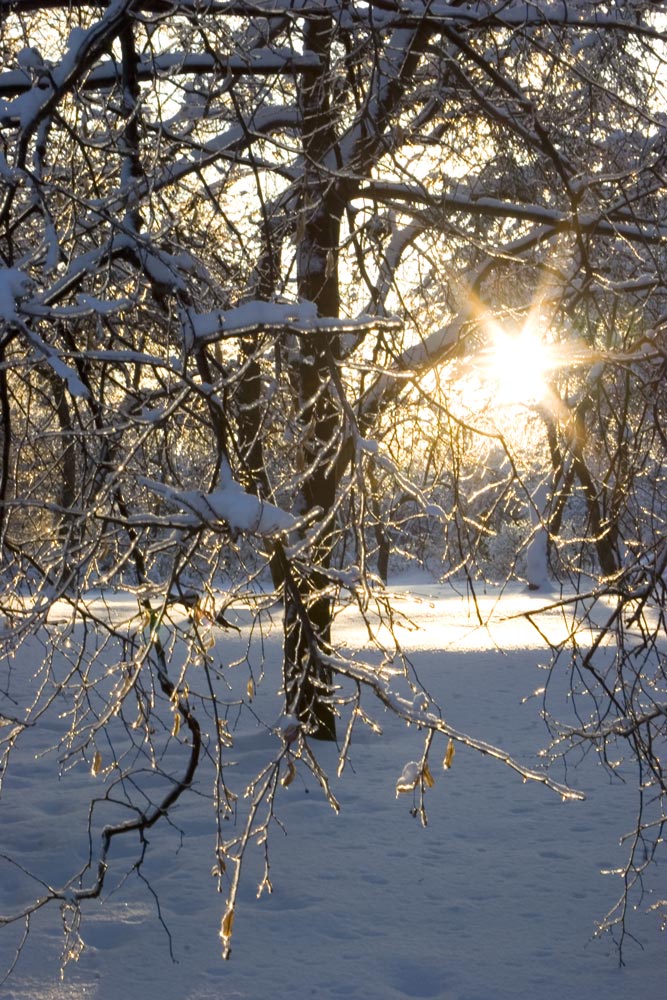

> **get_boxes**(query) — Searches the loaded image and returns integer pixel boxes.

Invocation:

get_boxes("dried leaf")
[281,759,297,788]
[91,750,102,776]
[246,678,255,701]
[422,761,435,788]
[172,711,181,738]
[193,593,216,624]
[222,909,234,936]
[220,907,234,952]
[443,739,456,770]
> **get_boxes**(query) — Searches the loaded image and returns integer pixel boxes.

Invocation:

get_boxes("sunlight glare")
[487,325,552,406]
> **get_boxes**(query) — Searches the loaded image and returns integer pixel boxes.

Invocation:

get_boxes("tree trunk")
[283,14,342,739]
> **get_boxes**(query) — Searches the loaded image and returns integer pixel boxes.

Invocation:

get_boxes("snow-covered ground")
[1,582,665,1000]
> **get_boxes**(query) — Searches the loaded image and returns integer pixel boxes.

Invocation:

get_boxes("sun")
[485,324,553,406]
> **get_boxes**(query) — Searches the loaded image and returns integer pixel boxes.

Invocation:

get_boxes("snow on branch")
[364,182,667,245]
[23,294,132,322]
[0,266,32,323]
[0,0,136,140]
[362,0,667,38]
[21,324,90,398]
[152,106,300,192]
[6,0,660,37]
[138,471,297,539]
[0,50,322,104]
[0,268,91,396]
[181,300,403,345]
[358,316,464,423]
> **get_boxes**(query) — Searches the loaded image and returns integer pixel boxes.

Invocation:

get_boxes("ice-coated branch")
[321,650,586,803]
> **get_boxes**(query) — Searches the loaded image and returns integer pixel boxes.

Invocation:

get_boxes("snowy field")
[1,581,665,1000]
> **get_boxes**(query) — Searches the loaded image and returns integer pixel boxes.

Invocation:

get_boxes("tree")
[0,0,666,972]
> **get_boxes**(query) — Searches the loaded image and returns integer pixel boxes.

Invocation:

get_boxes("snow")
[0,86,49,129]
[140,474,297,537]
[395,760,422,795]
[0,152,15,181]
[183,300,403,346]
[16,47,44,72]
[1,582,665,1000]
[22,330,90,400]
[356,437,379,454]
[0,266,31,321]
[75,294,131,315]
[186,300,318,342]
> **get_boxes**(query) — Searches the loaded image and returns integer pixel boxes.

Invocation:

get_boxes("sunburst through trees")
[0,0,666,974]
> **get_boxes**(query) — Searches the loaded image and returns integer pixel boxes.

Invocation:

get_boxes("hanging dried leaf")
[91,750,102,776]
[281,759,297,788]
[172,711,181,738]
[193,593,216,624]
[443,739,456,770]
[222,908,234,936]
[220,907,235,956]
[246,678,255,701]
[422,761,435,788]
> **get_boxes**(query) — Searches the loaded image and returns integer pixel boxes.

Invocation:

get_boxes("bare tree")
[0,0,666,973]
